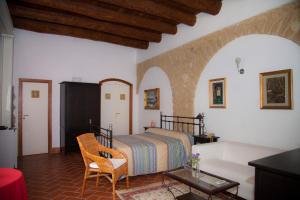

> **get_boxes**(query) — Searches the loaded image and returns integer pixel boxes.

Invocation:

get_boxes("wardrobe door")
[60,82,100,153]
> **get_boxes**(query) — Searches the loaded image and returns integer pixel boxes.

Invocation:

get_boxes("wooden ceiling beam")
[153,0,199,15]
[18,0,177,34]
[172,0,222,15]
[13,17,149,49]
[9,4,161,42]
[96,0,196,26]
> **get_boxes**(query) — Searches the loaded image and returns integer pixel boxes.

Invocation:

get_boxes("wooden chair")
[77,133,129,199]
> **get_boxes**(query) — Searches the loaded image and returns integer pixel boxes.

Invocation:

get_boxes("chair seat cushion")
[89,159,126,169]
[89,162,99,169]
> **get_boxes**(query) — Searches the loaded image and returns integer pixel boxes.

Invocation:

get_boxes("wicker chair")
[77,133,129,199]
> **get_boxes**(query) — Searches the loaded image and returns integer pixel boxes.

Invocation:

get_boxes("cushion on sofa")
[200,159,254,182]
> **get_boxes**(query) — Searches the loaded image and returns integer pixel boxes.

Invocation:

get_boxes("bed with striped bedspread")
[113,128,193,176]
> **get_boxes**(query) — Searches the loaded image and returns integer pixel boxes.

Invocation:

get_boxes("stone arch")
[137,2,300,117]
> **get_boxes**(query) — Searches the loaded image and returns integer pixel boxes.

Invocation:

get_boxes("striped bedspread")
[113,135,157,175]
[113,128,192,176]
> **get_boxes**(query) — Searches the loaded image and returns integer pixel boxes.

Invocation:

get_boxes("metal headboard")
[160,112,203,136]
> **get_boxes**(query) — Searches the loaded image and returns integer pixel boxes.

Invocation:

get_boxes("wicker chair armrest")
[97,144,127,159]
[84,149,114,170]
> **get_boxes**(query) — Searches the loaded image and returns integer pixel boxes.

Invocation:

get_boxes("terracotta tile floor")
[18,153,163,200]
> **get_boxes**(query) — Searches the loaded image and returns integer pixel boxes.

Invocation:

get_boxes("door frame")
[18,78,52,156]
[99,78,133,135]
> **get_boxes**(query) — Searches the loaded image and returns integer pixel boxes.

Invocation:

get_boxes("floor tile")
[19,153,163,200]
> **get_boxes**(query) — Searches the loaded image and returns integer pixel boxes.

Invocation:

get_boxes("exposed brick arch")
[137,2,300,117]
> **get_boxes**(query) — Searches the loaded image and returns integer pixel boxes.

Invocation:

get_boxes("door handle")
[22,114,29,120]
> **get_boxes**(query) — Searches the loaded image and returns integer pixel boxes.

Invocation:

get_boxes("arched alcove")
[138,67,173,132]
[194,34,300,149]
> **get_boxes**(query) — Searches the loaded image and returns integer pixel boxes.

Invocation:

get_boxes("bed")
[96,113,202,176]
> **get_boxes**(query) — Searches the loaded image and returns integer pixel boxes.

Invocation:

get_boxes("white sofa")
[192,141,283,200]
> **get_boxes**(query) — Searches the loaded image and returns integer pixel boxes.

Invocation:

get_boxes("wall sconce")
[235,57,245,74]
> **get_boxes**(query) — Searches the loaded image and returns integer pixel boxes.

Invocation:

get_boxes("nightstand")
[144,126,159,131]
[193,135,219,145]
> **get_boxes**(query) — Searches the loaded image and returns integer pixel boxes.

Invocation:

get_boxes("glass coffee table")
[163,167,240,200]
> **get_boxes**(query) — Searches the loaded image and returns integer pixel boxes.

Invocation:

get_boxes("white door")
[22,82,48,155]
[101,81,129,135]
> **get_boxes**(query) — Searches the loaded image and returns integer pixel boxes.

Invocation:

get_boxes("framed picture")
[209,78,226,108]
[105,93,111,100]
[31,90,40,98]
[260,69,292,109]
[144,88,160,110]
[120,94,126,100]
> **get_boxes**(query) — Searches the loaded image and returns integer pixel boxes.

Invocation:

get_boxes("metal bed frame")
[160,112,203,137]
[96,112,204,153]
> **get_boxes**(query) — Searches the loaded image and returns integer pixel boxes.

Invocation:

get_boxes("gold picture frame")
[209,78,226,108]
[260,69,292,109]
[144,88,160,110]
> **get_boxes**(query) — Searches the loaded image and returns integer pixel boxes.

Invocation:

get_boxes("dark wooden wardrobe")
[60,82,100,153]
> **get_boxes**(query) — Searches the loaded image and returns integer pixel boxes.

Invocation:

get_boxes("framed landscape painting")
[260,69,292,109]
[209,78,226,108]
[144,88,160,110]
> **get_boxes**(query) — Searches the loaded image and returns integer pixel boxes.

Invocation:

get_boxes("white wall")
[13,29,138,148]
[136,0,294,62]
[138,67,173,132]
[194,35,300,150]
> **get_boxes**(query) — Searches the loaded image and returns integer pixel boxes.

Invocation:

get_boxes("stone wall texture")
[137,2,300,117]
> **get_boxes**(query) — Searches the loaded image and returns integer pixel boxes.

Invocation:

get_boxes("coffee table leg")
[208,195,212,200]
[162,174,176,199]
[162,174,168,189]
[235,186,239,199]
